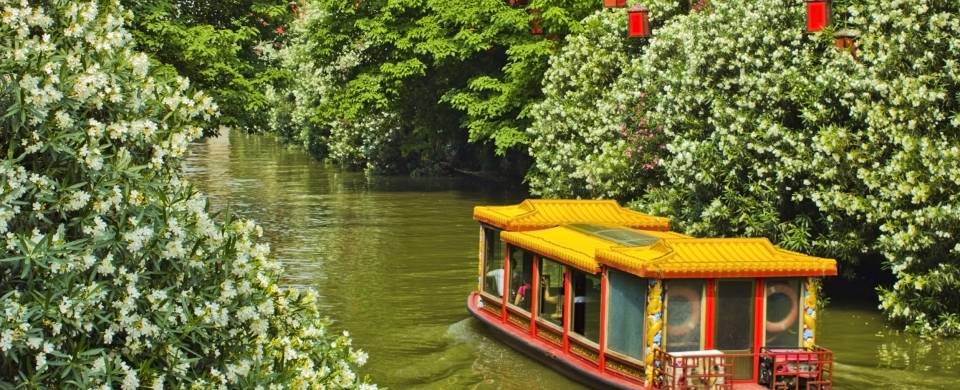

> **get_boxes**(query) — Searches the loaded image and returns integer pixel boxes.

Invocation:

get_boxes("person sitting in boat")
[540,274,562,319]
[513,273,531,307]
[486,269,504,297]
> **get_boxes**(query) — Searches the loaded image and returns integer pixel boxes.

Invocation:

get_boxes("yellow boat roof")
[501,225,837,279]
[473,199,670,232]
[500,225,690,274]
[598,238,838,279]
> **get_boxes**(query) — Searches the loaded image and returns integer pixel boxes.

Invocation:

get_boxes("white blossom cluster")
[528,1,684,199]
[1,0,373,387]
[528,0,960,336]
[264,2,397,173]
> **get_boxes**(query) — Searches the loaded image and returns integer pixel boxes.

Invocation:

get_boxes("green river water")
[184,131,959,389]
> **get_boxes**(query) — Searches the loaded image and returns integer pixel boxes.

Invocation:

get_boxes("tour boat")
[467,199,837,389]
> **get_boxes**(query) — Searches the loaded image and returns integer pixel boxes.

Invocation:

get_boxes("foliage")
[529,0,960,336]
[527,2,683,199]
[267,0,597,174]
[121,0,293,132]
[0,0,374,387]
[829,0,960,337]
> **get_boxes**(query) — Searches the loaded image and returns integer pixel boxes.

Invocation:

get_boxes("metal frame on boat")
[467,199,837,389]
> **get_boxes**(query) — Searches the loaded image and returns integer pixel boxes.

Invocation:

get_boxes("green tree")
[122,0,293,132]
[268,0,597,174]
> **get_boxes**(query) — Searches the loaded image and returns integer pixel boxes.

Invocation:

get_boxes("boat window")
[482,227,504,297]
[765,278,802,349]
[607,269,646,360]
[509,247,535,312]
[570,269,602,344]
[665,280,704,352]
[715,279,755,380]
[538,258,564,327]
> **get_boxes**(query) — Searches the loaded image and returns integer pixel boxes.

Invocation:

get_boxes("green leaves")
[122,0,294,131]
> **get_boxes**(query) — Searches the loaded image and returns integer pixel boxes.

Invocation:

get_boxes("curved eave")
[597,241,839,279]
[501,230,601,274]
[473,199,670,232]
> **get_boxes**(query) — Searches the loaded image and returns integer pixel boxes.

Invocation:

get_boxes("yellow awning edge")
[597,238,838,279]
[500,228,604,274]
[473,199,670,232]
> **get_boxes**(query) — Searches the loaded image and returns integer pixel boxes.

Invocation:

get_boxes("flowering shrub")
[527,2,682,199]
[630,0,960,336]
[531,0,960,336]
[0,0,373,387]
[821,0,960,336]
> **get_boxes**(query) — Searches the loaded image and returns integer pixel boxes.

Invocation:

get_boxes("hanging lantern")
[834,29,858,57]
[529,8,543,35]
[627,5,650,38]
[806,0,832,33]
[603,0,626,8]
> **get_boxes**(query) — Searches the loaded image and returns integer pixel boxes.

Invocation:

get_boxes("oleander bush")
[527,1,684,199]
[0,0,373,387]
[530,0,960,336]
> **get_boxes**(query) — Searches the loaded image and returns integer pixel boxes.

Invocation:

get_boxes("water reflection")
[185,131,960,389]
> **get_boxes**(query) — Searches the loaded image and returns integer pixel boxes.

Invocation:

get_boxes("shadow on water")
[185,131,960,389]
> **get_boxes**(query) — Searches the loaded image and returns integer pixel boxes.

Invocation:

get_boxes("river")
[184,131,959,389]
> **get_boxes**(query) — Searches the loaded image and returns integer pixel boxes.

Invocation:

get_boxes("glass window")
[570,269,602,344]
[666,280,704,352]
[509,247,535,312]
[715,280,755,350]
[715,279,756,380]
[765,279,802,349]
[482,227,504,297]
[538,258,564,327]
[607,269,646,360]
[569,224,660,246]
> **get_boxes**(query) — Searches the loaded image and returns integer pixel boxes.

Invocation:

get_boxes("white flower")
[0,329,13,352]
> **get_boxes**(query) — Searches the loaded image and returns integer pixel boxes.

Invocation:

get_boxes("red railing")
[652,347,833,390]
[653,349,734,390]
[759,347,833,390]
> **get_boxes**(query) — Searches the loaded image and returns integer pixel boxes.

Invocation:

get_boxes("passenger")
[513,273,531,307]
[540,274,562,319]
[486,269,504,297]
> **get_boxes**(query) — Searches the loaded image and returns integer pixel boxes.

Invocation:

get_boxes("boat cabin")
[468,199,837,389]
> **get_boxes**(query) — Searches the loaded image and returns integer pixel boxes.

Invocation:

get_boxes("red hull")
[466,292,644,390]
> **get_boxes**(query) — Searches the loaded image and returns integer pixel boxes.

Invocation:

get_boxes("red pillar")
[753,278,765,382]
[530,256,540,335]
[704,279,716,349]
[598,269,608,371]
[502,245,510,322]
[562,268,572,352]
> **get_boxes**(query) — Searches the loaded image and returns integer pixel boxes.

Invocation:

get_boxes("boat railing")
[759,346,833,390]
[652,348,734,389]
[652,346,834,390]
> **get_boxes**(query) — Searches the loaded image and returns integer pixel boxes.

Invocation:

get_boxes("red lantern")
[806,0,832,33]
[603,0,626,8]
[627,5,650,38]
[529,8,542,35]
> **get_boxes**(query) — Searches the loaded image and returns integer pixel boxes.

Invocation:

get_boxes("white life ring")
[765,283,799,333]
[667,286,701,337]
